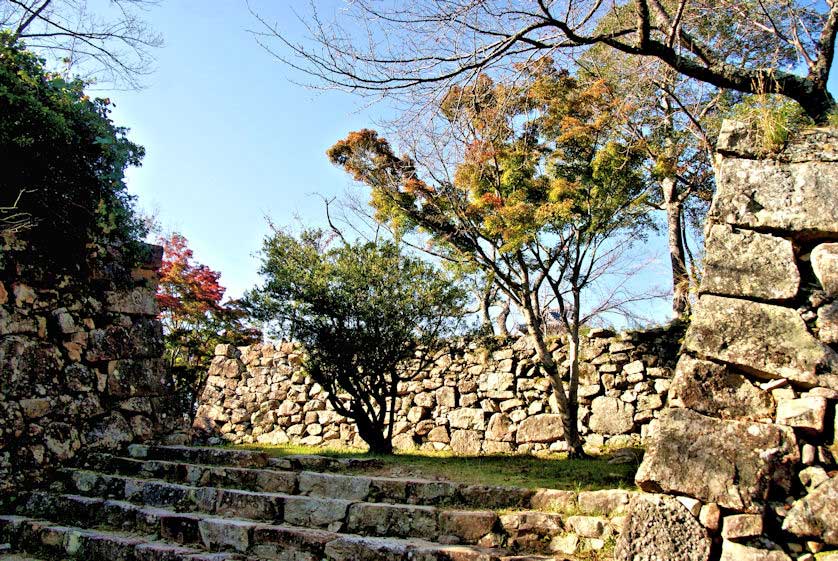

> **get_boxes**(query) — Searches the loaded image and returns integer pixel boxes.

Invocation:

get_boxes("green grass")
[235,443,637,492]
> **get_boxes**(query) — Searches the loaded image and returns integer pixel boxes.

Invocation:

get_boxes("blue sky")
[95,1,835,326]
[100,1,390,297]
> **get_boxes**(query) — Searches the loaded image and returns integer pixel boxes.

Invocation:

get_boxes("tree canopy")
[328,64,655,456]
[157,232,261,410]
[246,229,466,453]
[256,0,837,122]
[0,34,145,265]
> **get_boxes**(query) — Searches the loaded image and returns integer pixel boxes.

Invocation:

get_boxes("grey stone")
[438,510,497,542]
[812,243,838,297]
[685,295,838,387]
[298,472,371,501]
[721,514,763,540]
[447,408,486,431]
[669,356,775,420]
[198,518,253,552]
[776,396,828,432]
[710,153,838,235]
[346,503,437,539]
[782,475,838,544]
[614,494,711,561]
[636,408,799,512]
[450,430,482,455]
[589,397,634,435]
[720,540,792,561]
[283,496,351,529]
[516,414,564,443]
[818,301,838,344]
[485,413,513,441]
[577,490,631,516]
[566,515,606,538]
[701,224,799,300]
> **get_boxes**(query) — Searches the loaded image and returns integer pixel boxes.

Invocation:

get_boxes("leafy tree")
[578,47,726,318]
[0,33,145,264]
[246,229,466,454]
[157,233,261,409]
[257,0,838,122]
[328,65,654,457]
[1,0,163,88]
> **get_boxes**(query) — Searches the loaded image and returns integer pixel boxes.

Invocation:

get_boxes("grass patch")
[236,443,637,491]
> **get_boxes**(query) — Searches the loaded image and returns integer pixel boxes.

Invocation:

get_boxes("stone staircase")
[0,445,632,561]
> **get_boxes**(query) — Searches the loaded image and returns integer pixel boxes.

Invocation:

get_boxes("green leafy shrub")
[0,33,145,265]
[247,229,466,453]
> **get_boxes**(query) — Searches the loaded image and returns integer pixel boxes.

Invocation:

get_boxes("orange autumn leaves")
[328,59,645,255]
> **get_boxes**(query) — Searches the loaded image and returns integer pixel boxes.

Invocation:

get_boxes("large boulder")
[685,295,838,388]
[668,356,775,421]
[635,408,799,512]
[589,397,634,435]
[614,494,711,561]
[447,408,486,431]
[782,475,838,544]
[711,150,838,236]
[701,225,799,300]
[516,414,564,443]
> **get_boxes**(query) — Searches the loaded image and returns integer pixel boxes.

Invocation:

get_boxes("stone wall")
[0,234,178,504]
[193,323,684,454]
[617,123,838,560]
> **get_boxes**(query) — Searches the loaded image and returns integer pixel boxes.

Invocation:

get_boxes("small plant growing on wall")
[246,228,466,454]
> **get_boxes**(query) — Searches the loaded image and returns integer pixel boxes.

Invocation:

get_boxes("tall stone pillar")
[617,122,838,560]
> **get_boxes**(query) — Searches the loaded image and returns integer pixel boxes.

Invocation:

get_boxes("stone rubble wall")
[617,123,838,561]
[0,234,178,503]
[193,323,684,454]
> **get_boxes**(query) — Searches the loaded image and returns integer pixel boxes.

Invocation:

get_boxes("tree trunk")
[522,305,586,458]
[496,297,510,336]
[564,289,586,459]
[662,177,690,319]
[797,86,837,124]
[479,283,494,335]
[354,413,393,454]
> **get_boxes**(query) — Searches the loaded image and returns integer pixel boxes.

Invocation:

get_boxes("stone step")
[14,497,528,561]
[0,515,243,561]
[128,444,381,472]
[84,453,538,510]
[58,470,504,546]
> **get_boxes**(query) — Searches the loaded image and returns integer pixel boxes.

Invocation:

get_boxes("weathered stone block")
[438,510,497,542]
[818,301,838,344]
[106,359,171,397]
[782,475,838,544]
[776,396,828,432]
[485,413,513,441]
[346,502,437,538]
[105,287,158,316]
[589,397,634,435]
[701,224,799,300]
[721,514,764,540]
[298,472,371,501]
[614,494,711,561]
[636,408,799,512]
[711,155,838,235]
[720,541,791,561]
[685,295,838,387]
[450,430,482,455]
[516,414,564,443]
[669,356,774,420]
[812,243,838,297]
[447,408,486,431]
